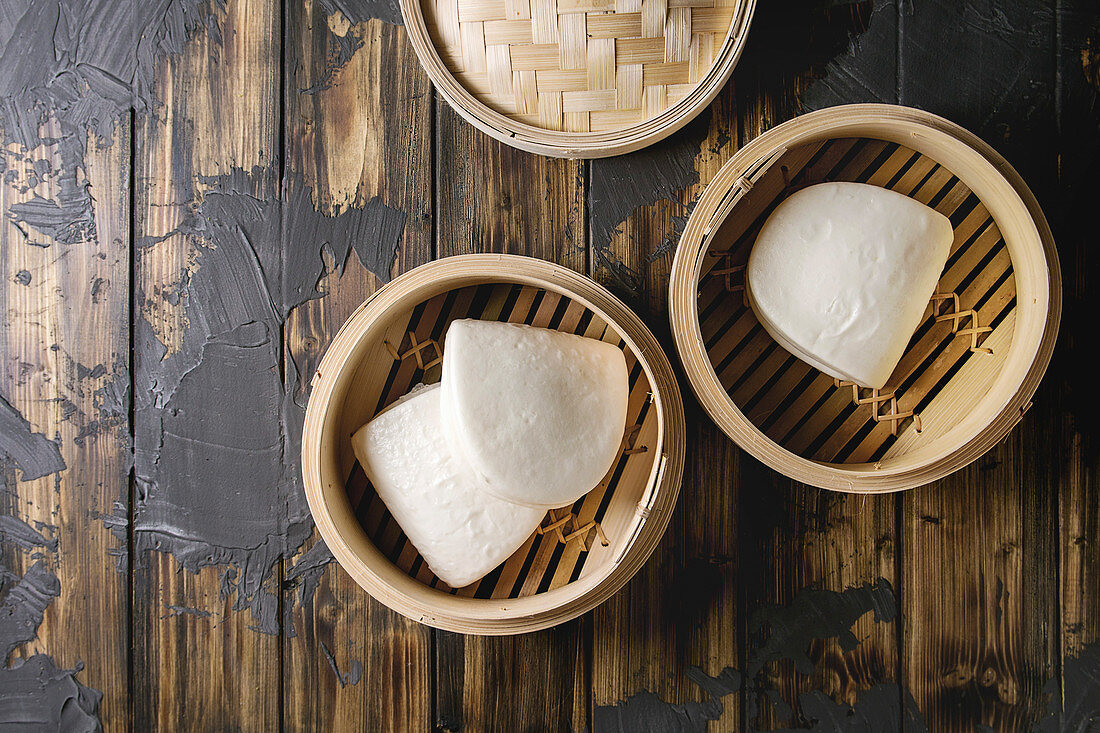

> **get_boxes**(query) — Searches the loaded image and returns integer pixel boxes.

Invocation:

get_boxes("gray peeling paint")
[322,0,403,26]
[591,667,740,733]
[130,321,306,636]
[120,167,405,635]
[0,0,408,638]
[302,0,404,94]
[320,641,363,688]
[591,580,919,733]
[747,578,896,677]
[0,516,103,731]
[0,655,102,732]
[799,0,899,111]
[588,110,709,251]
[0,515,57,553]
[0,394,65,482]
[802,0,1057,187]
[163,604,213,619]
[8,193,96,246]
[770,685,928,733]
[1035,642,1100,732]
[0,0,226,245]
[0,561,60,662]
[286,539,336,608]
[588,111,712,299]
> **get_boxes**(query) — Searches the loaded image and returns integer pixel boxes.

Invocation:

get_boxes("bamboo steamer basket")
[302,255,685,633]
[401,0,755,157]
[669,104,1061,493]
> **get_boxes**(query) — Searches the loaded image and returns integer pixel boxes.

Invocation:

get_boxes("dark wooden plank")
[587,84,744,731]
[1052,0,1100,725]
[741,481,899,731]
[435,106,586,263]
[902,456,1058,730]
[897,2,1061,729]
[592,420,744,730]
[131,0,283,728]
[584,5,906,728]
[0,117,132,730]
[730,5,903,729]
[433,102,589,732]
[281,1,434,729]
[898,0,1059,196]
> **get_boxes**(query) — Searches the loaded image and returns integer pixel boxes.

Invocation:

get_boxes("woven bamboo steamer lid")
[669,104,1061,493]
[302,255,685,633]
[401,0,755,157]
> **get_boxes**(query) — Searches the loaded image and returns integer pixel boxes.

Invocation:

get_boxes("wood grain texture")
[434,101,588,731]
[731,21,901,729]
[281,2,434,730]
[1,0,1096,728]
[735,66,900,727]
[0,121,132,730]
[132,1,281,729]
[902,452,1059,730]
[897,2,1061,730]
[742,482,898,730]
[593,419,743,730]
[436,101,586,262]
[1054,0,1100,719]
[587,81,743,730]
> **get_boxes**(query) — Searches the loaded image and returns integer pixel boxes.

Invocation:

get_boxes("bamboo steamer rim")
[302,255,686,633]
[669,104,1062,494]
[400,0,756,158]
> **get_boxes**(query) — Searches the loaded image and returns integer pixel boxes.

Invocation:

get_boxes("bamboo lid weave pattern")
[403,0,755,157]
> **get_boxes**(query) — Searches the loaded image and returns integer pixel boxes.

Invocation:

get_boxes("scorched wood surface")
[0,0,1096,730]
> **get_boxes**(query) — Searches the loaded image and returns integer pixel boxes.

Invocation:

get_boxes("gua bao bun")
[351,383,545,589]
[746,182,954,389]
[441,319,630,509]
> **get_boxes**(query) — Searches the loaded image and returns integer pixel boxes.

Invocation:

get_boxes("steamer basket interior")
[330,282,660,600]
[698,136,1018,466]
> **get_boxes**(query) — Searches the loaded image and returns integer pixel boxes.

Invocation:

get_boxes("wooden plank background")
[0,0,1097,730]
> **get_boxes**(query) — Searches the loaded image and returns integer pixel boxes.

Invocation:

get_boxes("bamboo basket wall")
[669,105,1061,493]
[302,255,685,633]
[401,0,755,157]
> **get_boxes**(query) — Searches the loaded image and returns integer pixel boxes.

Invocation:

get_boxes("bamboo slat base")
[669,106,1061,493]
[302,256,686,633]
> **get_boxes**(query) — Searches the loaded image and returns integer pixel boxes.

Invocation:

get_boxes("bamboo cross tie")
[710,261,745,295]
[704,250,750,306]
[536,509,609,551]
[834,379,922,436]
[931,292,993,354]
[384,331,444,369]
